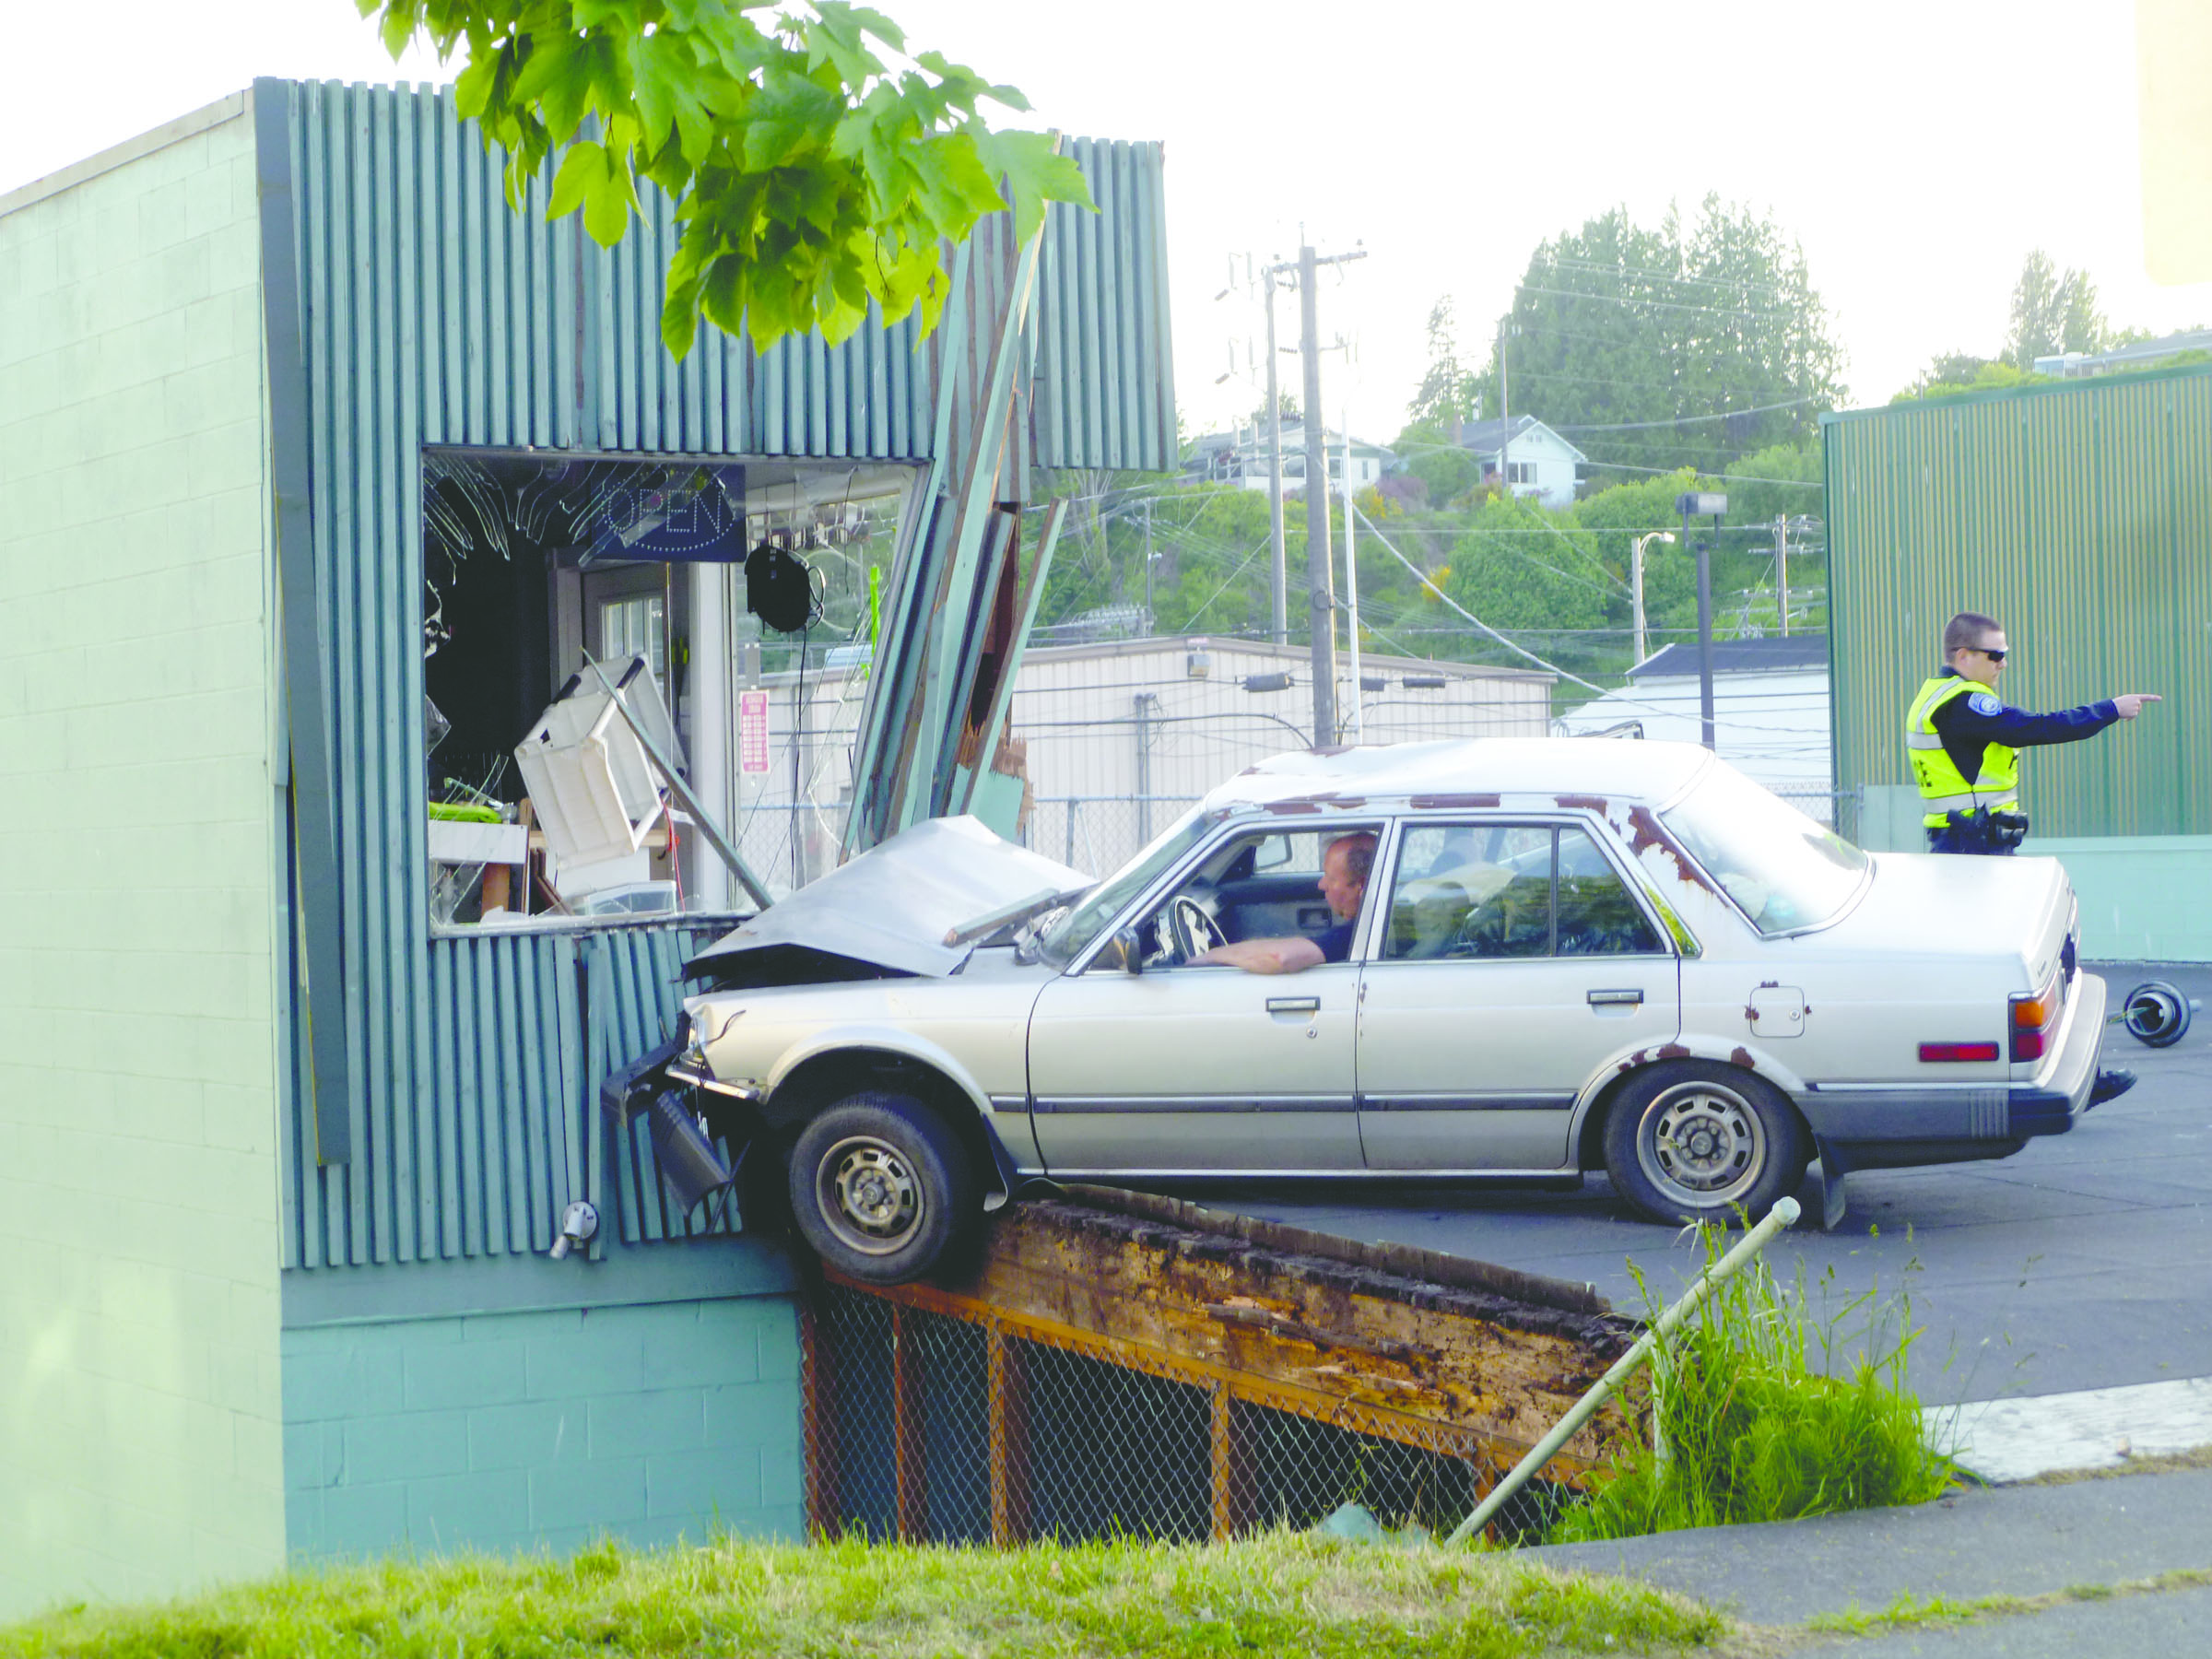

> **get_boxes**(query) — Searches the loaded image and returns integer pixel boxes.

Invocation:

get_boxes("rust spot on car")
[1555,794,1608,812]
[1743,1006,1760,1023]
[1410,793,1501,809]
[1731,1047,1756,1068]
[1656,1042,1690,1061]
[1626,806,1720,895]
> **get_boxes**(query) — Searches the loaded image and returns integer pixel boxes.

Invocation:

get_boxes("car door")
[1356,818,1680,1172]
[1025,823,1371,1175]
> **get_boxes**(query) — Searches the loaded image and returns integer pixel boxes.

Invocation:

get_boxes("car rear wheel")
[788,1091,976,1285]
[1603,1061,1807,1225]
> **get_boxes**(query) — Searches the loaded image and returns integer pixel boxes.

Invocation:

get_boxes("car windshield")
[1658,764,1869,935]
[1035,804,1229,965]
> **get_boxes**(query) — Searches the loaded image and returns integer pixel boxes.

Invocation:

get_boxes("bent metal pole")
[1442,1195,1802,1548]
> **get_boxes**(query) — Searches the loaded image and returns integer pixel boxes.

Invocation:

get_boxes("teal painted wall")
[283,1294,802,1560]
[0,96,289,1621]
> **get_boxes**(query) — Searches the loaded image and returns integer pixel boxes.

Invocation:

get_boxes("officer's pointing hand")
[2114,693,2162,719]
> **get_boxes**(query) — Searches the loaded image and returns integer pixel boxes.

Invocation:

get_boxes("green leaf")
[972,127,1092,247]
[805,1,888,89]
[547,141,605,223]
[582,152,637,246]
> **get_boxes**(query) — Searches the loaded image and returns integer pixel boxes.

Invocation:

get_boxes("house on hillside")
[1184,421,1394,496]
[1452,415,1585,509]
[1554,635,1833,817]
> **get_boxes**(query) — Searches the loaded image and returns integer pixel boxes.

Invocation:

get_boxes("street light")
[1676,491,1728,750]
[1629,531,1675,666]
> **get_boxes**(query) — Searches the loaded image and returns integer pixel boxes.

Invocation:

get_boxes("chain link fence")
[802,1280,1571,1546]
[1026,787,1864,881]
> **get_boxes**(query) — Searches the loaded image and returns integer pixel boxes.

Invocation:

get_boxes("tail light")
[2010,969,2064,1063]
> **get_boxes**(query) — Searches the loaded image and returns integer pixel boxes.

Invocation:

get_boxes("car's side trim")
[1040,1166,1580,1180]
[1032,1095,1354,1114]
[1359,1092,1576,1112]
[989,1094,1029,1114]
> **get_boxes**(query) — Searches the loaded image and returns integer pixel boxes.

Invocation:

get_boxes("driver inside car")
[1189,832,1376,975]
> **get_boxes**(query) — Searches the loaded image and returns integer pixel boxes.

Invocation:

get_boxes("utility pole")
[1288,237,1365,745]
[1343,419,1362,742]
[1143,500,1156,633]
[1497,313,1512,495]
[1264,267,1288,644]
[1773,512,1789,637]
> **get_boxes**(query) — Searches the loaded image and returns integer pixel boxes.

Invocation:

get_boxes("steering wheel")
[1170,896,1228,962]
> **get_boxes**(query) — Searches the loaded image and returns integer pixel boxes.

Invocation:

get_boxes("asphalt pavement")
[1186,963,2212,1653]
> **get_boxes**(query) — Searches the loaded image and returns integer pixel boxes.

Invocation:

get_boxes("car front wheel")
[787,1091,976,1285]
[1603,1061,1807,1225]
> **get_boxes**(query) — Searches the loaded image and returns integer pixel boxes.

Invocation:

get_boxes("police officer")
[1907,611,2160,855]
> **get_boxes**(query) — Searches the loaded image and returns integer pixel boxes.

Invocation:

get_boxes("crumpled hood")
[685,816,1092,982]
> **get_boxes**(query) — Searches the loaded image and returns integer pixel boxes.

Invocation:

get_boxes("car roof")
[1202,737,1716,813]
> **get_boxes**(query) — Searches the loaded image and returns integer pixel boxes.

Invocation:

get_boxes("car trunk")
[1775,852,2074,1085]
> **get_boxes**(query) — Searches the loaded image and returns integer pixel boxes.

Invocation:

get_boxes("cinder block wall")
[0,97,287,1619]
[283,1299,803,1558]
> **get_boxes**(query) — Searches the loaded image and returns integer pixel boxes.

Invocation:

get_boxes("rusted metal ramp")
[802,1186,1642,1544]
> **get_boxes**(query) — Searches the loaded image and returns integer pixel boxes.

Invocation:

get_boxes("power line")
[1549,395,1816,434]
[1513,284,1801,324]
[1539,255,1806,304]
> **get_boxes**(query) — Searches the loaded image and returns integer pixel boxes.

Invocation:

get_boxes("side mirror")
[1102,926,1144,975]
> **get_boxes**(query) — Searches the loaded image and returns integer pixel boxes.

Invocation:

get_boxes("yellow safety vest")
[1905,675,2019,828]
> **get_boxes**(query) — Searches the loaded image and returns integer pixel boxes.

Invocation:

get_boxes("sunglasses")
[1974,646,2007,664]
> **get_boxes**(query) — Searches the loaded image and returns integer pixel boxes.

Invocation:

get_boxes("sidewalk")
[1524,1463,2212,1652]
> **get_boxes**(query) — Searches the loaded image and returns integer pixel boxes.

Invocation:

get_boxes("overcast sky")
[10,1,2207,456]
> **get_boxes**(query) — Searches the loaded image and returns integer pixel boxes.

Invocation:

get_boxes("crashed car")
[628,738,2113,1284]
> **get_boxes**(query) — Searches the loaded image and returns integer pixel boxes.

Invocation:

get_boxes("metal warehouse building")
[0,80,1172,1617]
[1824,361,2212,959]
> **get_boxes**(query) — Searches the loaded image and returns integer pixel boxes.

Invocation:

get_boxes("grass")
[1804,1567,2212,1638]
[1546,1226,1954,1544]
[0,1532,1729,1659]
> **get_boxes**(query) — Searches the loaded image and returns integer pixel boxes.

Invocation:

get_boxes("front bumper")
[1798,971,2108,1159]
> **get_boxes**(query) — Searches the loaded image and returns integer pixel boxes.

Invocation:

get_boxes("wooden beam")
[891,1304,925,1542]
[987,1323,1031,1546]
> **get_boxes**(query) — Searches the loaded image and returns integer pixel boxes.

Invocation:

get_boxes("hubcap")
[1639,1082,1766,1208]
[818,1135,924,1255]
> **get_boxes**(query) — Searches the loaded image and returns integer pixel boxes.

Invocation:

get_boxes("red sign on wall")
[738,689,771,774]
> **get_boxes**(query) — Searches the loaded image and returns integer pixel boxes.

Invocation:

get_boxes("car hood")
[685,816,1092,984]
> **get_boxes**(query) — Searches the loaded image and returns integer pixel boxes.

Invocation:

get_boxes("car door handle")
[1266,996,1321,1014]
[1587,988,1643,1007]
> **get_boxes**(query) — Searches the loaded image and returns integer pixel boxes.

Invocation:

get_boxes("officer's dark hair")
[1330,831,1378,888]
[1943,611,2001,657]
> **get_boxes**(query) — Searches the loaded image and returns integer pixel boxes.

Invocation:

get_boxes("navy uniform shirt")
[1927,667,2119,787]
[1313,916,1357,963]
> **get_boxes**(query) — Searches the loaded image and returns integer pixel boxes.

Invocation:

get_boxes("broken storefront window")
[421,450,921,925]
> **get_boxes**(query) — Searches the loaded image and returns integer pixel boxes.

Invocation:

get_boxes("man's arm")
[1191,936,1324,974]
[1934,691,2122,749]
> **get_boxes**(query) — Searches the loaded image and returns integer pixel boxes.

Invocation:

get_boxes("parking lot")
[1201,964,2212,1407]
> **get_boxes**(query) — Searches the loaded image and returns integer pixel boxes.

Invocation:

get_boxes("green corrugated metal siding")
[271,79,1175,1270]
[1826,363,2212,840]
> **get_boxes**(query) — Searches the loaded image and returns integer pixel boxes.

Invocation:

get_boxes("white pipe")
[1441,1196,1801,1548]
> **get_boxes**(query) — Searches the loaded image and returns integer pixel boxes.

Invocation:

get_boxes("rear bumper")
[1797,972,2108,1159]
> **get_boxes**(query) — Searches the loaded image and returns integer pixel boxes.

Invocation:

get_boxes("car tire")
[1603,1061,1808,1226]
[787,1091,977,1285]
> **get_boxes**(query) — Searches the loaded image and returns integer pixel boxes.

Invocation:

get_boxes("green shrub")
[1548,1229,1953,1542]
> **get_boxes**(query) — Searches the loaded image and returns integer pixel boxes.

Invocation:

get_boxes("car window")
[1383,825,1552,959]
[1383,823,1664,961]
[1036,805,1226,964]
[1556,827,1663,956]
[1658,763,1869,936]
[1141,825,1374,969]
